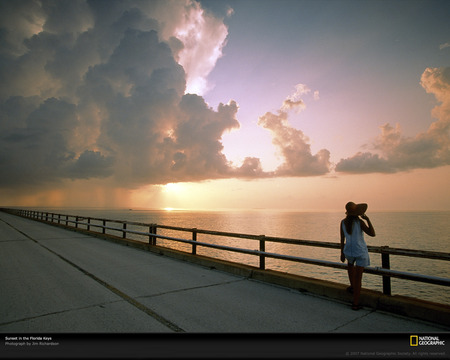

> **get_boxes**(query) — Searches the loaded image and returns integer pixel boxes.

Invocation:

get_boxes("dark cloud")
[0,0,248,190]
[233,157,267,178]
[334,152,393,174]
[0,0,45,57]
[336,67,450,174]
[69,150,115,179]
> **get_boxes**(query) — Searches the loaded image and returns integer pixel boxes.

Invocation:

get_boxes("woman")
[340,202,376,310]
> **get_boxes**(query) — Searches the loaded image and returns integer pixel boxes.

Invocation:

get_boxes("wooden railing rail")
[2,208,449,296]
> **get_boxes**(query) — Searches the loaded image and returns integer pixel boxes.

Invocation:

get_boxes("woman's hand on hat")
[360,214,369,220]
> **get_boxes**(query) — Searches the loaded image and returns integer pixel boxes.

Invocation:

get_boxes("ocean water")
[39,208,450,305]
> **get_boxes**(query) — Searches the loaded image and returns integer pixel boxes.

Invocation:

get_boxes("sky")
[0,0,449,211]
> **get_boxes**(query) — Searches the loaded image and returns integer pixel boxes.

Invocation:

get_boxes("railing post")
[192,228,197,255]
[66,215,69,226]
[148,225,153,245]
[75,216,79,228]
[87,218,91,231]
[122,222,127,239]
[381,246,392,295]
[150,224,157,245]
[259,235,266,270]
[102,220,106,234]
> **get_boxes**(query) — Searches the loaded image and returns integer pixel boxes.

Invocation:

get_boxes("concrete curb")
[28,220,450,329]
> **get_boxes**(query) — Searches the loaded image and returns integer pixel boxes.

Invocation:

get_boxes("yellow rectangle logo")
[410,335,418,346]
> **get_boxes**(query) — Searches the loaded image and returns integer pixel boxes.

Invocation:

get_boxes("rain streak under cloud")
[0,0,449,199]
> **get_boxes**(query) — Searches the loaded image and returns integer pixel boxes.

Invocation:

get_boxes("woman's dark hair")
[344,215,359,235]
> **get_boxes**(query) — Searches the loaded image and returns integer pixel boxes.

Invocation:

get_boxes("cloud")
[174,1,229,95]
[0,0,238,191]
[281,83,310,112]
[439,42,450,50]
[69,150,115,179]
[233,157,266,178]
[336,67,450,173]
[0,0,46,57]
[258,85,331,176]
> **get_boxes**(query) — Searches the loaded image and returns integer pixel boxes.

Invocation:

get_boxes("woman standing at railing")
[340,202,376,310]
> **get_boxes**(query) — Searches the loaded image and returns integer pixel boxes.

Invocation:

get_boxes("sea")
[30,208,450,305]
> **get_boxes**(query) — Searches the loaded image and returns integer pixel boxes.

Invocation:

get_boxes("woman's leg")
[352,265,364,309]
[347,262,354,289]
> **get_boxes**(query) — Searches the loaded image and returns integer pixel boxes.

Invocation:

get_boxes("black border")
[1,333,449,359]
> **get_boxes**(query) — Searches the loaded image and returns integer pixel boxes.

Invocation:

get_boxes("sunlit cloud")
[258,84,331,176]
[336,67,450,173]
[281,83,310,112]
[174,1,229,95]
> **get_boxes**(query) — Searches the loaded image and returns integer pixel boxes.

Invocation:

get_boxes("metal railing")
[3,208,450,296]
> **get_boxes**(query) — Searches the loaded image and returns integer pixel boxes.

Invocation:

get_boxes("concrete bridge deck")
[0,211,449,357]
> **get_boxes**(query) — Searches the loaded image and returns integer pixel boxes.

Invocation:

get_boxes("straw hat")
[345,202,368,216]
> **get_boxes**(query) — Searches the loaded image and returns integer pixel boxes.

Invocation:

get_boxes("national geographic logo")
[410,335,446,346]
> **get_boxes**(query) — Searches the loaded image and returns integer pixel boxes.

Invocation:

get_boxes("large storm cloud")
[0,0,242,190]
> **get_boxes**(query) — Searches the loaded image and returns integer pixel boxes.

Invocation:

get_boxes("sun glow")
[128,182,195,211]
[162,182,183,193]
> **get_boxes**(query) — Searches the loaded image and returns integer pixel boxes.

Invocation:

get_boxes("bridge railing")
[3,208,450,296]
